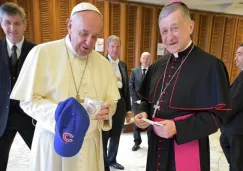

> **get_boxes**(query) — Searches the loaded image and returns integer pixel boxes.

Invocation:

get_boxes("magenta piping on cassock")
[137,70,165,101]
[138,55,231,116]
[168,65,231,111]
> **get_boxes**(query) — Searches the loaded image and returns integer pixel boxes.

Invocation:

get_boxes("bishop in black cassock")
[135,2,231,171]
[138,42,230,171]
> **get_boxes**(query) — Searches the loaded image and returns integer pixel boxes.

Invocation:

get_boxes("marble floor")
[7,131,229,171]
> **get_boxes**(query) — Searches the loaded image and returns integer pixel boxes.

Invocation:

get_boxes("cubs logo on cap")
[54,97,90,157]
[62,133,73,143]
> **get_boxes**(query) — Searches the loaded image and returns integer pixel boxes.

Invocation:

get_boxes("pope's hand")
[134,112,150,129]
[96,104,110,120]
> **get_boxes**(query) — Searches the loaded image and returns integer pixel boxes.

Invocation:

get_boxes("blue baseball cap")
[54,97,90,157]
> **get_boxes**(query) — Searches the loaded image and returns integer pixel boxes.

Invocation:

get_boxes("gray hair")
[107,35,121,45]
[158,2,191,23]
[0,2,26,22]
[238,43,243,48]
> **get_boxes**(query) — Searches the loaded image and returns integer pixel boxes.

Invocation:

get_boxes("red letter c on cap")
[62,133,73,143]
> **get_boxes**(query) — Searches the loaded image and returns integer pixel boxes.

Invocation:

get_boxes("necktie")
[142,69,146,80]
[11,45,17,67]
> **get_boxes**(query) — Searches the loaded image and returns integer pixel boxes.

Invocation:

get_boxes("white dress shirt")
[6,36,24,59]
[108,55,123,88]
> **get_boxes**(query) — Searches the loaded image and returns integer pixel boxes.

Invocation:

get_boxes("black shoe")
[109,162,124,170]
[105,167,110,171]
[132,144,140,151]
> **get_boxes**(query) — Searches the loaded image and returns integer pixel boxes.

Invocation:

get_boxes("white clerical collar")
[141,66,148,70]
[6,36,24,52]
[65,35,87,60]
[108,54,119,64]
[173,40,192,58]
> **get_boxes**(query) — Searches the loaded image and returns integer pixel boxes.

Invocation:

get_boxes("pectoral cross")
[76,95,84,103]
[152,101,160,117]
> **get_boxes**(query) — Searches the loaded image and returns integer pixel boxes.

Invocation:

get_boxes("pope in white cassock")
[10,2,120,171]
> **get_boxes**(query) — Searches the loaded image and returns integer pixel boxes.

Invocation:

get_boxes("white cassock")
[10,36,120,171]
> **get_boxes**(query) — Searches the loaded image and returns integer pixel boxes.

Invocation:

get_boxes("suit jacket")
[129,66,143,103]
[106,55,131,112]
[221,71,243,135]
[0,38,36,136]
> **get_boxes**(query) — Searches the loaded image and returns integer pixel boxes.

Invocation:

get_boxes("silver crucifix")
[152,101,160,117]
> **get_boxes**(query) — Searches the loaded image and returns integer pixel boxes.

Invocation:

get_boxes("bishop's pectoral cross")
[76,95,84,103]
[152,101,160,117]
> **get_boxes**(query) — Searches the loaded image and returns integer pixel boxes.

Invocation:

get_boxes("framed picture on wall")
[95,38,104,52]
[157,43,166,56]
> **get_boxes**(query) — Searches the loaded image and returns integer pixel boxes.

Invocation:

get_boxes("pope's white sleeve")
[20,96,58,134]
[100,101,117,131]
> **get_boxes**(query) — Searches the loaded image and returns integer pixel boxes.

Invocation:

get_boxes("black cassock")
[138,43,231,171]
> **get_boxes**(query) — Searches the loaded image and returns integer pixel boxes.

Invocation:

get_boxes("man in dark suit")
[0,2,36,170]
[220,43,243,171]
[129,52,151,151]
[102,35,133,171]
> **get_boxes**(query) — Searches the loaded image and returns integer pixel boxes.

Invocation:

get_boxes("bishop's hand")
[134,112,150,129]
[96,104,110,120]
[157,120,177,138]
